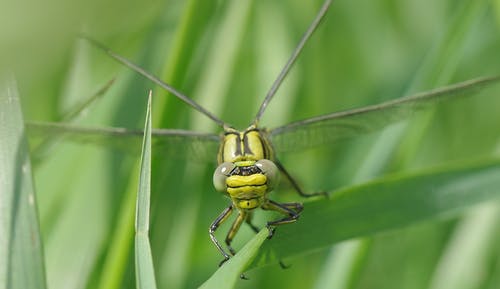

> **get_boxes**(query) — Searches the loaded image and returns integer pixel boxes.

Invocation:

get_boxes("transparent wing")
[26,121,221,163]
[270,76,500,152]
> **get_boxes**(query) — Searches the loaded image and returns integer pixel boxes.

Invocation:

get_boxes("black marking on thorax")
[225,131,242,156]
[243,128,259,155]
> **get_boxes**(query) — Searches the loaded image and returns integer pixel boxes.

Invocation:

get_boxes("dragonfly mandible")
[26,0,500,267]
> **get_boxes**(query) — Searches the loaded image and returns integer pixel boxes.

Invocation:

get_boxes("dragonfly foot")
[319,191,330,199]
[279,260,291,269]
[299,191,329,199]
[218,256,230,267]
[266,225,276,239]
[240,273,249,280]
[227,245,236,256]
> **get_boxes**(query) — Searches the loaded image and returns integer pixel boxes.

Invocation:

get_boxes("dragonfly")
[26,0,500,267]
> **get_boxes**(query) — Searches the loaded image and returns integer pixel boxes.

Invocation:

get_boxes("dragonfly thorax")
[217,126,273,164]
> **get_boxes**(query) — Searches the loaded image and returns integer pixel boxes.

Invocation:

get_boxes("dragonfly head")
[213,159,280,209]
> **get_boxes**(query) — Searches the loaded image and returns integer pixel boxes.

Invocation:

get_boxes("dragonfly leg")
[245,204,301,232]
[245,212,260,233]
[225,210,251,280]
[261,199,302,239]
[279,260,291,269]
[209,205,233,266]
[275,159,328,198]
[225,210,247,255]
[280,202,304,213]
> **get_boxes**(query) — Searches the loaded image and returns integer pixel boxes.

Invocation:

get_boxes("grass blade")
[250,157,500,268]
[0,74,46,289]
[428,203,500,289]
[135,91,157,289]
[313,240,370,289]
[198,230,268,289]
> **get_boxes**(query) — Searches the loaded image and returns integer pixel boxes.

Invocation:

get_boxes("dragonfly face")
[213,126,280,211]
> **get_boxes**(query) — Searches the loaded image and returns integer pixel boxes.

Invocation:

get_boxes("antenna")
[253,0,333,124]
[81,35,228,128]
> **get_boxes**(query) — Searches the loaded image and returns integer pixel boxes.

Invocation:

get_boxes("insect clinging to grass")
[27,0,500,267]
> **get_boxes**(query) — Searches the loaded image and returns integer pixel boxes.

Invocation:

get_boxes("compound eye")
[255,159,280,191]
[213,162,236,193]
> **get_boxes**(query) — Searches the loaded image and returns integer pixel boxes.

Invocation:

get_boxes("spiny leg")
[280,202,304,214]
[245,212,260,233]
[275,159,328,198]
[225,210,247,256]
[209,205,233,266]
[261,199,302,239]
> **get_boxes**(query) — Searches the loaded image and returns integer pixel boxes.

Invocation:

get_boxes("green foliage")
[5,0,500,289]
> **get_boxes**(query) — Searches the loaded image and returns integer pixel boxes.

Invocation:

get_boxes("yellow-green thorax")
[217,126,273,164]
[214,126,278,211]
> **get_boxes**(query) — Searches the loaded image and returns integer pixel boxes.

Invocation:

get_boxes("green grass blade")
[250,158,500,268]
[0,74,46,289]
[198,230,268,289]
[135,236,157,289]
[313,240,370,289]
[135,92,157,289]
[428,204,500,289]
[97,180,136,289]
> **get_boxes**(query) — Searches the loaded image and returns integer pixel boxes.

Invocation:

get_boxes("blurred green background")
[3,0,500,288]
